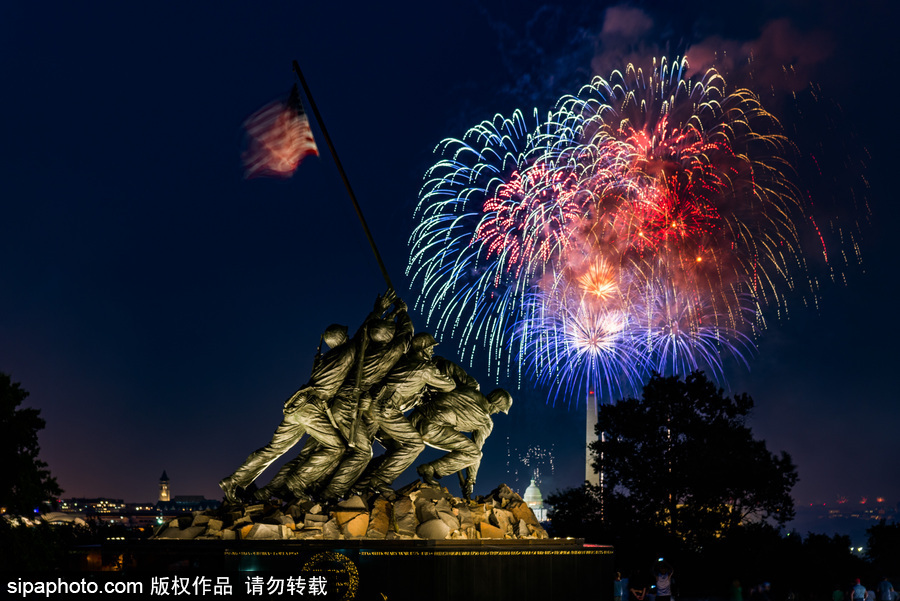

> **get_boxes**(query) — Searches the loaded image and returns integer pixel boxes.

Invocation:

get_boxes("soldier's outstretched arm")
[393,307,413,340]
[424,363,456,393]
[387,298,408,320]
[435,357,480,390]
[373,289,397,317]
[378,309,414,371]
[354,290,398,338]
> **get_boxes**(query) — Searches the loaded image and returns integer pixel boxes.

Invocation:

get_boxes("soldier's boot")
[284,474,313,504]
[219,477,240,505]
[369,478,397,502]
[416,464,439,487]
[252,484,273,502]
[286,487,311,504]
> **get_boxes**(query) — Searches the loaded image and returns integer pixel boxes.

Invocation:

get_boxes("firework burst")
[408,56,841,403]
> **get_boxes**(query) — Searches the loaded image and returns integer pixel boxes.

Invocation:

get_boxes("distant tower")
[586,391,600,486]
[158,470,171,502]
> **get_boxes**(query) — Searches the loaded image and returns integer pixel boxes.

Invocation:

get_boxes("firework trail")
[408,56,837,404]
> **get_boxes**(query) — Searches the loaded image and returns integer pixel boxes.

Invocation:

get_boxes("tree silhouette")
[0,372,62,514]
[589,372,798,547]
[866,521,900,577]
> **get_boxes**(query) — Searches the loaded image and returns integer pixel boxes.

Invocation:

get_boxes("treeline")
[546,373,899,599]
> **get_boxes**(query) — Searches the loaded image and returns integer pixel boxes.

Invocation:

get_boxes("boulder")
[457,504,474,530]
[295,529,321,540]
[261,509,284,523]
[478,521,505,539]
[417,518,451,540]
[287,504,305,522]
[507,500,541,527]
[528,523,549,539]
[294,530,322,540]
[490,507,515,535]
[336,495,368,511]
[155,522,184,539]
[244,504,266,516]
[322,519,342,539]
[304,514,329,529]
[244,523,284,540]
[233,516,253,529]
[395,480,424,497]
[150,482,544,542]
[393,497,417,537]
[468,503,488,525]
[334,506,366,528]
[367,498,391,539]
[516,519,529,538]
[415,498,440,523]
[340,512,369,538]
[415,487,449,502]
[438,511,460,533]
[279,515,295,529]
[434,498,453,514]
[334,495,368,534]
[487,484,523,504]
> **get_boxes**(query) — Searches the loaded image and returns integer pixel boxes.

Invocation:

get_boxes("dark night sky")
[1,1,896,522]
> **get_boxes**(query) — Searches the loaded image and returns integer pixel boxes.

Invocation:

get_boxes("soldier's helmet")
[368,319,396,343]
[410,332,439,352]
[487,389,513,414]
[322,324,349,348]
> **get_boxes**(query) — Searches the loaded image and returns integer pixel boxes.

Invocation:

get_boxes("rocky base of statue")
[153,483,547,541]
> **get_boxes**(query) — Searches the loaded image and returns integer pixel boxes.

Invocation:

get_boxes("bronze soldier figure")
[218,323,354,504]
[411,387,513,499]
[353,332,457,497]
[218,291,396,503]
[299,297,413,501]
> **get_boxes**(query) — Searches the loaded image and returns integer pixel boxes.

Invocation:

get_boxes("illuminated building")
[158,470,171,502]
[524,479,549,522]
[154,471,220,519]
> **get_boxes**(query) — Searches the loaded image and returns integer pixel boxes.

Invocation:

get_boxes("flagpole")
[291,60,394,292]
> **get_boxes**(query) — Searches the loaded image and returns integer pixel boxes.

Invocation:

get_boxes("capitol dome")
[524,479,543,507]
[523,479,548,521]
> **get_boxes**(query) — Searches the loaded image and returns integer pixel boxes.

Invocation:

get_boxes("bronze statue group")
[219,290,513,506]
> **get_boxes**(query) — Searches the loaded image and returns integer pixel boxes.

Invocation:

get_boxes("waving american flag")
[242,84,318,178]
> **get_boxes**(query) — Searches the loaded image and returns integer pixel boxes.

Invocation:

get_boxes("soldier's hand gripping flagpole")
[292,60,396,448]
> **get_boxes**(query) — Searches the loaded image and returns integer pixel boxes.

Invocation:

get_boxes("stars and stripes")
[242,84,318,178]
